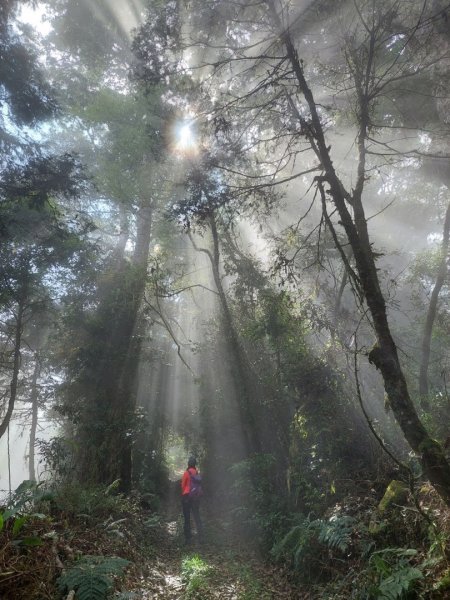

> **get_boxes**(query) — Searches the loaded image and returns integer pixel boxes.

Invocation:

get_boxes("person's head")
[188,456,197,468]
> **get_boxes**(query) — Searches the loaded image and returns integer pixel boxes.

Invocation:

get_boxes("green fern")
[272,514,354,568]
[369,548,423,600]
[377,566,423,599]
[315,515,354,552]
[57,555,130,600]
[271,520,311,565]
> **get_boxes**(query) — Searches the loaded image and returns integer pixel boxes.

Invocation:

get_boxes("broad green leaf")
[12,515,27,536]
[21,536,43,546]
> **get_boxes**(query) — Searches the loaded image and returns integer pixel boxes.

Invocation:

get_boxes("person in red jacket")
[181,456,203,544]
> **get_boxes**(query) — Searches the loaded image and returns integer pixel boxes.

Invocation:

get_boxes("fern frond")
[377,566,423,599]
[316,515,354,552]
[57,555,130,600]
[271,521,310,561]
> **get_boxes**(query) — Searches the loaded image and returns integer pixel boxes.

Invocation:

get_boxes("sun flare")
[173,121,198,156]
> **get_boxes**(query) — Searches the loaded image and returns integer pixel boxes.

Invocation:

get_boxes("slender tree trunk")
[268,0,450,504]
[114,204,130,260]
[207,214,262,455]
[0,291,26,440]
[332,267,349,343]
[419,201,450,407]
[28,353,41,481]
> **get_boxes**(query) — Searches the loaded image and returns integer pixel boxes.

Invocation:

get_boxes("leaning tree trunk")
[268,0,450,504]
[419,201,450,408]
[0,286,26,440]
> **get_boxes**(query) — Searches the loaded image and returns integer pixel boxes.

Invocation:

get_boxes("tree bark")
[104,199,153,492]
[28,353,41,481]
[419,201,450,407]
[77,198,153,492]
[0,284,26,440]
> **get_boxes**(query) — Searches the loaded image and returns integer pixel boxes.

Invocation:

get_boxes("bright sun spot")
[173,121,198,156]
[179,125,193,147]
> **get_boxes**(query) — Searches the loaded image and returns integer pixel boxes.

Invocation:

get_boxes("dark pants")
[182,495,203,543]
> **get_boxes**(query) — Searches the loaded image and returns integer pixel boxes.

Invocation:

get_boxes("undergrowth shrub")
[1,481,60,599]
[0,480,53,548]
[57,555,130,600]
[364,548,424,599]
[271,513,355,580]
[181,554,213,598]
[51,481,134,520]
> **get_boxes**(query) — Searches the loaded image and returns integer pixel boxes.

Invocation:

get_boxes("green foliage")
[57,555,130,600]
[229,454,288,547]
[0,480,51,547]
[272,514,355,574]
[317,515,355,552]
[368,548,423,599]
[143,514,162,529]
[434,568,450,592]
[181,554,213,598]
[51,483,133,520]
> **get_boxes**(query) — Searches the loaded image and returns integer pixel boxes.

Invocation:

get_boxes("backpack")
[188,470,203,498]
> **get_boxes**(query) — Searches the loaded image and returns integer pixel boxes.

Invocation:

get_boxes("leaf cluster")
[57,555,130,600]
[0,1,57,127]
[271,514,355,574]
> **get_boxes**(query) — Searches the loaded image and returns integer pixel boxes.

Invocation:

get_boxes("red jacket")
[181,467,198,496]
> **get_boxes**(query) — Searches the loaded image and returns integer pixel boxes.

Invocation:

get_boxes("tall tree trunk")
[105,199,153,492]
[206,214,262,455]
[77,199,153,492]
[113,204,130,260]
[268,0,450,504]
[419,201,450,407]
[0,287,26,440]
[28,353,41,481]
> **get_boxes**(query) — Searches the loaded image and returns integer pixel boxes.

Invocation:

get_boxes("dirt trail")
[123,486,307,599]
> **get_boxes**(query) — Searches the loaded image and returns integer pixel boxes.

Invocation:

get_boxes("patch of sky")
[18,3,52,37]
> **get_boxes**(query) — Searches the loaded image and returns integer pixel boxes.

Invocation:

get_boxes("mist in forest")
[0,0,446,491]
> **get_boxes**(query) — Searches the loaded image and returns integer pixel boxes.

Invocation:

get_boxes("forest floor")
[120,484,305,599]
[3,480,450,598]
[1,479,310,599]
